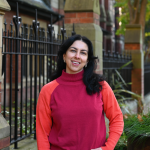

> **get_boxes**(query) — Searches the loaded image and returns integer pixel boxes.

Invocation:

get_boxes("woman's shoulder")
[40,79,59,95]
[99,81,112,91]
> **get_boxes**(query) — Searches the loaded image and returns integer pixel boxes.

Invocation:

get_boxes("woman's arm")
[36,93,52,150]
[100,81,124,150]
[36,80,59,150]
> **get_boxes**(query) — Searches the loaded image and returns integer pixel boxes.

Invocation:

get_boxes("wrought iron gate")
[1,3,75,148]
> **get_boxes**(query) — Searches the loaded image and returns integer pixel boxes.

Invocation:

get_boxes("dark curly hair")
[51,34,104,95]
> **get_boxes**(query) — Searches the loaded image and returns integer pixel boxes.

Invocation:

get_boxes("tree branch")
[139,0,147,39]
[128,0,134,23]
[140,0,147,24]
[132,0,140,23]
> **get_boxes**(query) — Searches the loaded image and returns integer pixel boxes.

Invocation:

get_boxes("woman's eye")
[81,52,86,55]
[70,49,76,52]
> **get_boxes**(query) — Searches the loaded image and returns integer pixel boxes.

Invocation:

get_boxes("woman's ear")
[63,54,66,62]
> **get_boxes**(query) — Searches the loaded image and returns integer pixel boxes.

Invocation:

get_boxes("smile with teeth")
[72,61,80,65]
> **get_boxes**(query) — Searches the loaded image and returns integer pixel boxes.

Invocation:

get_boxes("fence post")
[32,9,40,140]
[64,0,103,74]
[124,24,144,113]
[48,14,54,80]
[0,1,11,150]
[12,3,22,148]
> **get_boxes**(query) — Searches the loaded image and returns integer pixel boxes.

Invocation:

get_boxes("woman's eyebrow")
[70,47,77,49]
[70,47,88,52]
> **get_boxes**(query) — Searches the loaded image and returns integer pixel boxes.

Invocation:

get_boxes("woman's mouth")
[72,61,80,66]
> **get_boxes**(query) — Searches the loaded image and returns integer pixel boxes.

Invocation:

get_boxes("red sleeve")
[36,80,59,150]
[100,81,124,150]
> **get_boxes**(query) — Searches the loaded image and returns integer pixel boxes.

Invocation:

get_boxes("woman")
[36,35,124,150]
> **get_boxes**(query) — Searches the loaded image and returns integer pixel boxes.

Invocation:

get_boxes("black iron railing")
[103,50,132,98]
[1,3,75,148]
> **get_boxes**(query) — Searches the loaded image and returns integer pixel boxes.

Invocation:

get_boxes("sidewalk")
[9,135,37,150]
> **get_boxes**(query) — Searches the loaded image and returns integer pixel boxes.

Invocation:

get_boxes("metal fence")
[144,62,150,96]
[103,50,132,99]
[1,3,75,149]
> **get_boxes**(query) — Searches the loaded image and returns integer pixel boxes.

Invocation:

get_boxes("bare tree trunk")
[128,0,140,24]
[133,0,140,24]
[128,0,134,22]
[139,0,147,40]
[128,0,147,40]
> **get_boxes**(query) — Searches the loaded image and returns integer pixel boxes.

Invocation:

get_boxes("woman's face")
[63,40,88,74]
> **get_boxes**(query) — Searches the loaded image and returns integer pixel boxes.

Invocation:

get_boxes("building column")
[0,1,11,150]
[64,0,103,74]
[124,25,144,113]
[99,0,107,50]
[115,7,124,53]
[105,0,113,52]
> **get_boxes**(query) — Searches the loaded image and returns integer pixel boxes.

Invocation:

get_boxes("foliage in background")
[111,60,141,107]
[114,0,150,40]
[115,131,127,150]
[112,60,141,149]
[112,59,150,148]
[124,113,150,144]
[1,101,35,135]
[114,0,129,35]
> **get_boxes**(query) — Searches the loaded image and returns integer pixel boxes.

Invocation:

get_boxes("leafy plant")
[111,60,141,149]
[124,113,150,145]
[114,0,150,36]
[115,131,127,150]
[112,60,141,107]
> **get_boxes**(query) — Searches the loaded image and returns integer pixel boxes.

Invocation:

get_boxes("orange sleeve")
[100,81,124,150]
[36,80,59,150]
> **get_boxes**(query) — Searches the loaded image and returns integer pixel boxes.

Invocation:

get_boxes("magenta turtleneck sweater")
[36,70,124,150]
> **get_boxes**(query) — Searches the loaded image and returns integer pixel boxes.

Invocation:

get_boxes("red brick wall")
[64,12,99,25]
[132,68,144,113]
[125,41,144,113]
[125,44,141,50]
[0,136,10,149]
[132,69,144,95]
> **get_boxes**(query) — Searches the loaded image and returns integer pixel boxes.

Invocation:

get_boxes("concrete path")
[9,135,37,150]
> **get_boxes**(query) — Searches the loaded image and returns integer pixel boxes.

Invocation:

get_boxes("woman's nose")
[75,51,80,58]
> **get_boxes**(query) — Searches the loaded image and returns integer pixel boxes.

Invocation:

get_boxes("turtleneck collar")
[56,69,84,85]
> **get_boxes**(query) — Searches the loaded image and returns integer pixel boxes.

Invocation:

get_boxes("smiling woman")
[36,34,124,150]
[63,40,88,74]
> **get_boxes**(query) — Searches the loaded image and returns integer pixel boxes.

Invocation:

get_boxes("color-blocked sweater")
[36,70,124,150]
